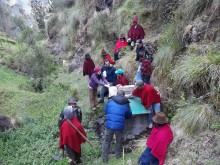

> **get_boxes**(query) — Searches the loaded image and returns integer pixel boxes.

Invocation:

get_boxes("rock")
[0,115,14,132]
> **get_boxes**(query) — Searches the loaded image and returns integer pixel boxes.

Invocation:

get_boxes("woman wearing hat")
[138,112,173,165]
[88,66,110,111]
[113,34,128,61]
[115,69,129,86]
[101,49,115,65]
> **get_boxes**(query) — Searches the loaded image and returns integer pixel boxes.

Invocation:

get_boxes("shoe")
[148,123,153,129]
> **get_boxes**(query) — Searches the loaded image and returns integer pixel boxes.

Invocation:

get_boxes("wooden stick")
[66,119,93,147]
[123,146,125,165]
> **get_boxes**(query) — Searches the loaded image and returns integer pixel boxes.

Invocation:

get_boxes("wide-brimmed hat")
[135,80,144,87]
[115,69,124,74]
[153,112,168,124]
[68,98,77,104]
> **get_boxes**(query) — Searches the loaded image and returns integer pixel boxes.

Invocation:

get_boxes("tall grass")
[172,103,213,135]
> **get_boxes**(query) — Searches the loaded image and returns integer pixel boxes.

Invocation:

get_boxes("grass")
[172,103,213,135]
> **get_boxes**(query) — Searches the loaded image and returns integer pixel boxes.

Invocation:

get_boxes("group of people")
[58,18,173,165]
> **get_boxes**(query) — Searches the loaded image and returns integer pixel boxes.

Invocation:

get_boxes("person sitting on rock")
[98,60,117,103]
[113,34,128,61]
[138,112,173,165]
[83,53,95,80]
[135,39,153,62]
[127,18,145,50]
[130,80,161,129]
[89,66,110,111]
[102,90,132,163]
[101,49,115,65]
[58,98,82,129]
[115,69,129,87]
[59,106,86,165]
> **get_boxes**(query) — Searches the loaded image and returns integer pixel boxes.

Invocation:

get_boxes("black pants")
[65,145,81,164]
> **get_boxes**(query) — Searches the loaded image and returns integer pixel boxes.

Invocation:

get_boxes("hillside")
[0,0,220,164]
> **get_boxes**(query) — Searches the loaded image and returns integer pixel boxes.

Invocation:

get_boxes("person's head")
[135,80,145,89]
[63,106,74,120]
[119,34,126,42]
[104,59,110,67]
[117,90,125,97]
[153,112,168,127]
[132,18,138,26]
[115,69,124,78]
[68,98,77,107]
[94,66,101,75]
[136,39,143,48]
[85,53,91,59]
[101,49,107,56]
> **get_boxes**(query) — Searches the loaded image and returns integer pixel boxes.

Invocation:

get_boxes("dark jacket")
[83,58,95,78]
[136,44,152,61]
[104,95,132,131]
[58,106,82,129]
[101,65,117,85]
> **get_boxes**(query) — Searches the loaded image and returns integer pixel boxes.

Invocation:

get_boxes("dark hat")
[68,98,77,104]
[136,39,143,45]
[135,80,144,87]
[101,49,107,56]
[153,112,168,124]
[85,53,90,59]
[94,66,101,73]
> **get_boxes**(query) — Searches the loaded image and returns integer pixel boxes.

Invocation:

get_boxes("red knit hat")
[132,19,137,23]
[94,66,101,73]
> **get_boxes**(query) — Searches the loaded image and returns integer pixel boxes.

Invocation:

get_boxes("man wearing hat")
[115,69,129,86]
[113,34,128,61]
[83,53,95,79]
[101,49,115,65]
[58,98,82,129]
[135,39,153,62]
[138,112,173,165]
[127,18,145,50]
[130,80,161,128]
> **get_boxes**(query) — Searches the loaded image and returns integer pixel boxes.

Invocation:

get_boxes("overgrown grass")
[172,103,213,135]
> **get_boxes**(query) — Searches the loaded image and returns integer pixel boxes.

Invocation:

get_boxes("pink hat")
[132,19,137,23]
[94,66,101,73]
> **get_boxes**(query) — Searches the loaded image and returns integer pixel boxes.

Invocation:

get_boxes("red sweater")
[115,75,129,86]
[103,54,115,65]
[114,39,128,53]
[128,24,145,42]
[83,58,95,78]
[146,124,173,165]
[132,84,161,108]
[59,117,86,153]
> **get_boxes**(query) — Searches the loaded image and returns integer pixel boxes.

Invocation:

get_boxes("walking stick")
[66,119,93,147]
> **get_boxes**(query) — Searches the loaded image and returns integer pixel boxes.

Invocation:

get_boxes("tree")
[30,0,46,30]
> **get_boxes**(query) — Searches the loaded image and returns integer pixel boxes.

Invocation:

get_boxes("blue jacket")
[101,65,117,85]
[104,95,132,131]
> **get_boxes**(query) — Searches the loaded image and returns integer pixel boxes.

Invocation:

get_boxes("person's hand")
[128,94,135,99]
[131,41,135,47]
[104,84,110,88]
[127,38,131,42]
[116,84,122,87]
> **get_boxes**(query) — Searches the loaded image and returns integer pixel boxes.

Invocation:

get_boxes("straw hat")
[153,112,168,124]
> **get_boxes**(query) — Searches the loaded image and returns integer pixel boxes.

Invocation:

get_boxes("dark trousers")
[114,52,119,61]
[100,86,109,102]
[102,128,124,161]
[65,145,81,164]
[138,147,159,165]
[141,75,151,84]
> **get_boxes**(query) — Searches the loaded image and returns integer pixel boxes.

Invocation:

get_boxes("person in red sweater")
[138,112,173,165]
[130,80,161,128]
[59,106,86,165]
[113,34,128,61]
[83,53,95,80]
[127,18,145,50]
[115,69,129,86]
[101,49,116,65]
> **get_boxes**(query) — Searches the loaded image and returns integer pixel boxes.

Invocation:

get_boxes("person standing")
[130,80,161,128]
[127,18,145,50]
[99,59,117,103]
[89,66,110,111]
[59,106,86,165]
[83,53,95,80]
[138,112,173,165]
[102,90,132,163]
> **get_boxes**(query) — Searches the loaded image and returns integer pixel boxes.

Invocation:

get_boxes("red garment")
[132,84,161,108]
[115,75,129,86]
[146,124,173,165]
[59,117,86,153]
[113,39,128,53]
[141,59,153,76]
[127,24,145,42]
[103,54,115,65]
[83,58,95,78]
